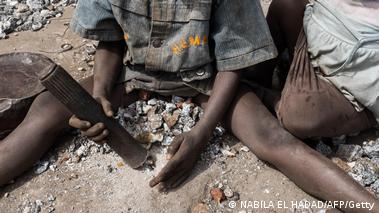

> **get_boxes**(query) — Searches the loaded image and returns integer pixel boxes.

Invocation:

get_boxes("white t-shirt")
[329,0,379,27]
[305,0,379,121]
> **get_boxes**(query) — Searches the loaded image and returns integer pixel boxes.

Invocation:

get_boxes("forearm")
[93,40,125,97]
[196,70,241,135]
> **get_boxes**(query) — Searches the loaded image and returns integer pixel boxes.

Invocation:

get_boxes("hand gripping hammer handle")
[39,65,147,168]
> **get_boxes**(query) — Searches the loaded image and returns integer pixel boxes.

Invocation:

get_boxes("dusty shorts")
[118,63,214,97]
[276,31,376,139]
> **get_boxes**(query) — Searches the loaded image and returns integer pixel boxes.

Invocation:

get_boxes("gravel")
[30,96,230,177]
[0,0,77,39]
[315,138,379,194]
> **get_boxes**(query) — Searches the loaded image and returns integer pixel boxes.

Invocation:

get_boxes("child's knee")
[278,109,324,139]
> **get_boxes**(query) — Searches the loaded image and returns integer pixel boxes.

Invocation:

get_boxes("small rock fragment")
[17,4,29,13]
[35,161,49,174]
[182,117,196,132]
[162,136,174,146]
[181,103,193,117]
[162,110,180,128]
[116,161,125,168]
[136,132,164,143]
[331,157,351,172]
[214,126,225,137]
[35,200,43,207]
[68,173,78,180]
[147,99,157,106]
[49,164,57,172]
[223,186,234,198]
[165,103,176,113]
[362,140,379,158]
[9,1,18,7]
[0,33,8,39]
[47,194,56,202]
[221,149,236,158]
[31,22,43,31]
[85,44,96,55]
[336,144,363,162]
[87,61,95,67]
[230,192,240,201]
[76,145,87,157]
[172,96,184,104]
[106,165,113,173]
[316,141,333,156]
[143,105,153,115]
[148,114,163,130]
[240,146,250,152]
[210,188,225,204]
[192,106,202,120]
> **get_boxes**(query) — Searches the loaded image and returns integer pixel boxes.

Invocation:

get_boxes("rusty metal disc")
[0,52,56,136]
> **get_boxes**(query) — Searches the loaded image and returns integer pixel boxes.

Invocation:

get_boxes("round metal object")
[152,39,163,48]
[0,52,56,135]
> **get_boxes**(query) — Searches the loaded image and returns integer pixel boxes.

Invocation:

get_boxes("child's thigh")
[275,28,376,139]
[277,79,376,139]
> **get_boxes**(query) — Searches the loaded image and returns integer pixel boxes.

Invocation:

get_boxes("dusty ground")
[0,2,376,213]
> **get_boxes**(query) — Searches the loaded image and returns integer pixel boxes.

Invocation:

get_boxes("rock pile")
[33,96,228,174]
[18,194,56,213]
[116,97,227,153]
[117,97,203,147]
[0,0,76,39]
[316,138,379,195]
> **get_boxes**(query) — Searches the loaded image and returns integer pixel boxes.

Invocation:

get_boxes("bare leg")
[0,91,72,185]
[0,77,132,185]
[195,89,379,213]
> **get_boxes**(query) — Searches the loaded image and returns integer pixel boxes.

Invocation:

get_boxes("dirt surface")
[0,2,376,213]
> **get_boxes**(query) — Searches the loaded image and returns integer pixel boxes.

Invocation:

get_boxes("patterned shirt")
[70,0,277,95]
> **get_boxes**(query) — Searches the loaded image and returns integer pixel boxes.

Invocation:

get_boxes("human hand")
[68,96,113,144]
[149,127,211,192]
